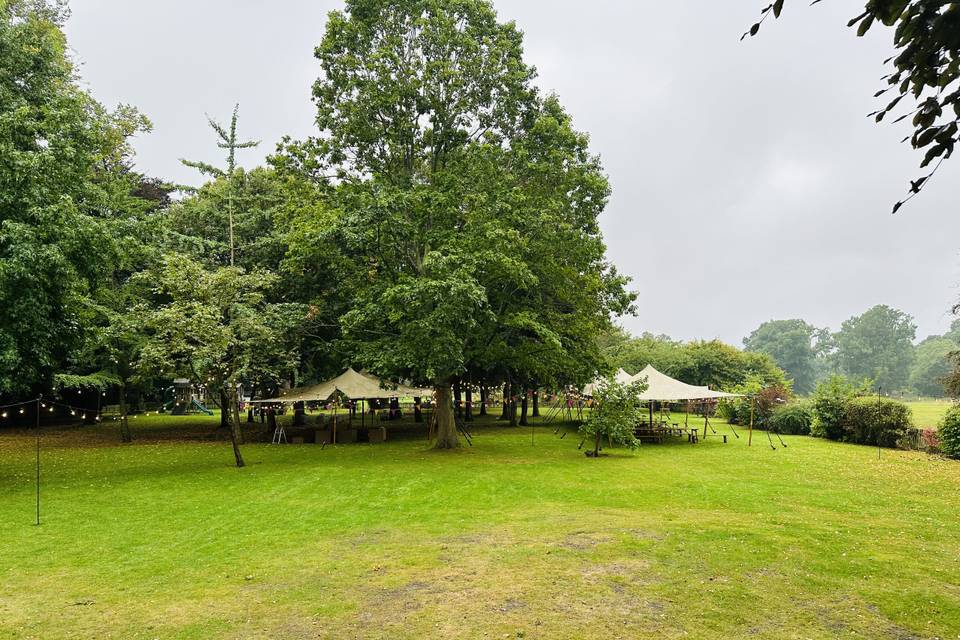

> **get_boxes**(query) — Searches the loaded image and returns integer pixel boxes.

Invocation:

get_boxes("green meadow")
[1,413,958,639]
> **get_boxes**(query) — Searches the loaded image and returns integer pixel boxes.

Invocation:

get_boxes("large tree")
[0,0,150,396]
[285,0,633,448]
[140,255,305,467]
[834,304,916,390]
[909,335,953,396]
[743,319,827,394]
[745,0,959,211]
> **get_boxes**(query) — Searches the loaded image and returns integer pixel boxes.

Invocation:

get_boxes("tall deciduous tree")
[0,0,151,396]
[834,304,916,390]
[909,335,953,396]
[743,319,826,394]
[140,255,305,467]
[745,0,959,211]
[287,0,633,448]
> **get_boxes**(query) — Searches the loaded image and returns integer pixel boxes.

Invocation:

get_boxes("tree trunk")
[228,385,245,468]
[434,383,459,449]
[594,431,601,457]
[453,380,462,418]
[519,389,529,426]
[479,386,488,416]
[500,382,510,420]
[509,386,518,427]
[119,380,132,443]
[465,386,473,422]
[532,389,539,417]
[220,388,230,430]
[414,397,423,422]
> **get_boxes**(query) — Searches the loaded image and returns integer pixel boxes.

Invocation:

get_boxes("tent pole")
[362,398,365,429]
[648,403,653,429]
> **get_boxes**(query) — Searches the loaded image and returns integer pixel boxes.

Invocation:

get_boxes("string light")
[1,412,6,418]
[19,408,24,414]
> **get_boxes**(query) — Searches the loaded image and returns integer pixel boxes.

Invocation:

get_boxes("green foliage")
[938,404,960,459]
[281,0,635,427]
[138,255,304,390]
[834,305,916,391]
[843,397,913,448]
[909,336,953,397]
[746,1,960,210]
[578,376,647,456]
[0,0,155,396]
[769,401,814,435]
[743,319,826,394]
[810,375,867,440]
[717,377,792,428]
[602,331,788,392]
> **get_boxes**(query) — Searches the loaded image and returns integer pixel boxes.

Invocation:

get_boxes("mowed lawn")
[1,413,959,640]
[905,400,954,430]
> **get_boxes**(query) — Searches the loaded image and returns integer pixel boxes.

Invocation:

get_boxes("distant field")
[904,400,953,429]
[2,412,959,639]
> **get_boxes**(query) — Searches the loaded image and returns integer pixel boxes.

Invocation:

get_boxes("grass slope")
[1,413,958,639]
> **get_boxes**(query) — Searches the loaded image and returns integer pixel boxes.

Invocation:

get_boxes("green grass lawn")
[1,412,959,639]
[905,400,954,430]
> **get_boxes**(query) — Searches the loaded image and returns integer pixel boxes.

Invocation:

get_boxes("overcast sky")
[63,0,959,345]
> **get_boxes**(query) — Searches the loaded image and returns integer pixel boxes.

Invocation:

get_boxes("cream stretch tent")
[630,365,739,401]
[257,368,431,403]
[582,368,633,397]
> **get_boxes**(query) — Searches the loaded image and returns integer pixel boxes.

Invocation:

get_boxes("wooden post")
[748,397,754,447]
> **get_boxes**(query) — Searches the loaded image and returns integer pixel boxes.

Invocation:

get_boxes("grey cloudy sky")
[64,0,959,345]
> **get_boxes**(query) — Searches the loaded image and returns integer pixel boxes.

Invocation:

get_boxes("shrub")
[579,376,647,457]
[810,375,864,440]
[717,377,791,429]
[842,397,913,448]
[769,402,813,435]
[938,405,960,459]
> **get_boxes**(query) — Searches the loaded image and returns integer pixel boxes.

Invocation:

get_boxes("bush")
[579,376,647,457]
[769,402,813,435]
[938,405,960,459]
[717,377,791,429]
[810,376,863,440]
[842,397,913,448]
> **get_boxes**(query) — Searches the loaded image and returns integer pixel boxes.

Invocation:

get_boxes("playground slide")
[191,398,213,415]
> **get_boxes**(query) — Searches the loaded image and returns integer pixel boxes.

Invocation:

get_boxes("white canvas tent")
[256,368,432,403]
[630,365,739,401]
[583,368,634,396]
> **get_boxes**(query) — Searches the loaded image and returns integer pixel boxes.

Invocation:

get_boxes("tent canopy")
[631,365,740,401]
[583,365,740,401]
[255,368,432,403]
